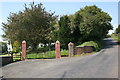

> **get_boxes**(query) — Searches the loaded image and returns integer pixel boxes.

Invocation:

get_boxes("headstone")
[55,41,61,59]
[22,41,26,61]
[68,42,74,57]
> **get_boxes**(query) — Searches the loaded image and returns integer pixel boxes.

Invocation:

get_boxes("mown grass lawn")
[27,50,68,59]
[27,51,55,59]
[0,50,69,60]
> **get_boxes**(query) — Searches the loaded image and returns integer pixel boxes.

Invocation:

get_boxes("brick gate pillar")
[55,41,61,59]
[68,42,74,57]
[22,41,26,61]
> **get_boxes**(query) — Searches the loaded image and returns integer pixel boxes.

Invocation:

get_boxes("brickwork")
[55,41,61,59]
[74,46,93,55]
[74,47,84,55]
[84,46,93,53]
[22,41,26,61]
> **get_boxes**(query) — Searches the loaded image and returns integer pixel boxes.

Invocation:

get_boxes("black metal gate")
[26,44,56,59]
[10,52,21,62]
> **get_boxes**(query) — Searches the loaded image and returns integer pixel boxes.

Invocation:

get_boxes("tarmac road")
[1,38,118,78]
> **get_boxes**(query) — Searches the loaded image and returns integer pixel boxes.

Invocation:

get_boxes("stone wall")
[74,46,93,55]
[0,56,13,66]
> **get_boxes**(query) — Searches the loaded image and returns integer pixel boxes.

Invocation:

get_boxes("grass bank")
[111,34,120,42]
[77,40,105,51]
[111,33,120,45]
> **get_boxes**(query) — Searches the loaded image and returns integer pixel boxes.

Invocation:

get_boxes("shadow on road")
[104,38,118,49]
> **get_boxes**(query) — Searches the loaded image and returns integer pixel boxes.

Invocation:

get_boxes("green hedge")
[61,50,68,56]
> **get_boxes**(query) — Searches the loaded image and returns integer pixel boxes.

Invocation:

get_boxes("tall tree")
[56,5,112,47]
[58,15,72,47]
[77,5,112,41]
[0,42,7,53]
[2,2,57,50]
[115,25,120,34]
[72,13,82,44]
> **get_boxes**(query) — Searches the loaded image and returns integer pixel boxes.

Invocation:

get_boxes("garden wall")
[74,46,93,55]
[0,56,13,66]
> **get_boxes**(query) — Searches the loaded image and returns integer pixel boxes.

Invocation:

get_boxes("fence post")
[22,41,26,61]
[55,41,61,59]
[68,42,74,57]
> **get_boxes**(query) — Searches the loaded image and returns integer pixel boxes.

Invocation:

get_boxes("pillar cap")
[22,40,26,43]
[68,42,74,46]
[56,40,60,43]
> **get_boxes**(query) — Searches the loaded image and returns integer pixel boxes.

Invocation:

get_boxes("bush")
[61,50,68,56]
[37,47,46,52]
[77,41,105,51]
[37,45,55,53]
[106,34,111,38]
[12,41,20,53]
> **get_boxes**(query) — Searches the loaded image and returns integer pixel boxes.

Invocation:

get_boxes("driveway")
[1,38,118,78]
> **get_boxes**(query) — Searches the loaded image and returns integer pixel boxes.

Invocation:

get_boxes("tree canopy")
[55,5,112,47]
[0,42,7,53]
[57,14,82,46]
[12,41,20,53]
[76,5,112,41]
[2,4,112,50]
[58,15,72,46]
[56,5,112,47]
[2,2,57,49]
[115,25,120,34]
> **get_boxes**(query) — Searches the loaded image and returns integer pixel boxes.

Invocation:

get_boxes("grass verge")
[77,40,105,51]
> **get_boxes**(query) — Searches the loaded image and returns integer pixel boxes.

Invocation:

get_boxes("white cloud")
[113,24,118,30]
[108,24,118,35]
